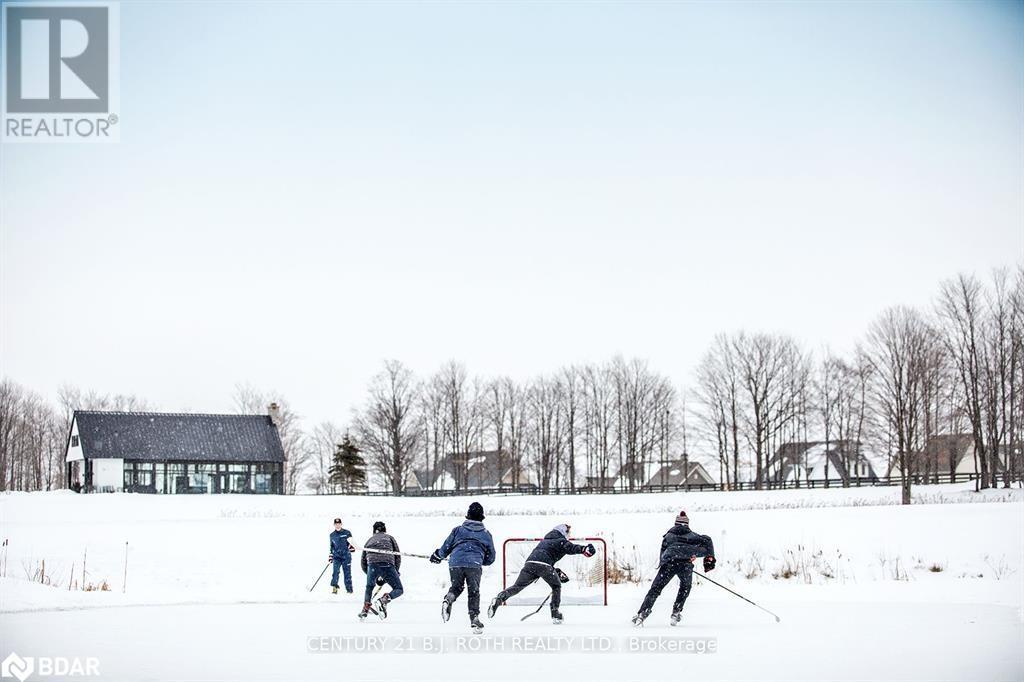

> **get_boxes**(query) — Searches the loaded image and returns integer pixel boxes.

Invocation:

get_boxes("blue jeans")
[364,564,403,603]
[331,558,352,592]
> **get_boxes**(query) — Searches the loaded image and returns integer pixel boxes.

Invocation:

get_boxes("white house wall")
[955,445,980,475]
[65,417,84,463]
[91,458,124,491]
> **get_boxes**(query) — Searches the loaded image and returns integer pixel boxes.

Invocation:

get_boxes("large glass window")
[167,463,187,494]
[118,461,282,494]
[189,463,216,493]
[154,464,166,494]
[123,462,156,492]
[252,463,281,494]
[227,463,250,493]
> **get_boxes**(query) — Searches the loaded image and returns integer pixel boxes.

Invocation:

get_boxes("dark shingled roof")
[73,411,285,463]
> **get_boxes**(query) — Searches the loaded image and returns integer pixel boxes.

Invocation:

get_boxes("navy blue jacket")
[436,520,496,568]
[330,528,353,561]
[658,524,714,566]
[523,529,587,566]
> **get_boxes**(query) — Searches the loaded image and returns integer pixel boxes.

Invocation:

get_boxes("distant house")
[761,441,883,485]
[66,409,286,494]
[609,460,649,491]
[644,460,716,489]
[403,467,458,493]
[916,434,1010,477]
[577,473,616,490]
[584,457,715,491]
[404,450,532,493]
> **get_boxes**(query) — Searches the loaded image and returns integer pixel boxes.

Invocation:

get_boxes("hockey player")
[429,501,496,633]
[359,521,404,619]
[328,517,355,594]
[487,523,595,624]
[631,510,716,627]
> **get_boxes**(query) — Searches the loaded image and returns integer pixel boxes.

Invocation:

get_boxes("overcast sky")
[1,1,1022,426]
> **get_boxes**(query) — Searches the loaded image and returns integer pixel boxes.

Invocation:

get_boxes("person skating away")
[329,517,355,594]
[358,521,404,620]
[632,510,716,627]
[430,501,496,633]
[487,523,595,624]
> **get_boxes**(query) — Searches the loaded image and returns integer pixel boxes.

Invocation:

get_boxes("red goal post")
[501,536,608,606]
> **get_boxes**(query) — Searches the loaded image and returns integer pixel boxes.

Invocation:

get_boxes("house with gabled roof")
[644,459,716,489]
[66,408,286,494]
[760,440,883,485]
[916,433,1011,477]
[404,450,531,492]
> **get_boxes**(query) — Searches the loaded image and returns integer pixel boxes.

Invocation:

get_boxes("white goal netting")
[501,537,608,605]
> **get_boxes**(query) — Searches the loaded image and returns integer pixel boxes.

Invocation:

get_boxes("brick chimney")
[268,402,282,427]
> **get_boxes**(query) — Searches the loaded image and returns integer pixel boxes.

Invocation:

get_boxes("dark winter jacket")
[330,528,353,561]
[436,520,496,568]
[658,524,714,566]
[523,528,588,566]
[361,532,401,573]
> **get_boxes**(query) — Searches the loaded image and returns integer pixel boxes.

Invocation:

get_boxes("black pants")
[639,560,693,614]
[496,562,562,609]
[445,566,483,618]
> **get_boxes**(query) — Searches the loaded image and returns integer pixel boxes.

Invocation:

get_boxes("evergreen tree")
[329,434,367,493]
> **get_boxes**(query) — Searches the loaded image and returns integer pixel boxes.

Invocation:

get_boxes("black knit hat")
[466,502,485,522]
[373,521,386,533]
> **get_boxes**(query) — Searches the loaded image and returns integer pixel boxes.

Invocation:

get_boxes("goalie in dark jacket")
[632,510,716,627]
[487,523,596,624]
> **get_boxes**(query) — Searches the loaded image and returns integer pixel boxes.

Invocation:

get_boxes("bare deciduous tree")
[352,361,420,494]
[863,306,935,504]
[234,385,307,495]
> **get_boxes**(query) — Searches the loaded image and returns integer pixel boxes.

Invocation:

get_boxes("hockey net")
[501,537,608,606]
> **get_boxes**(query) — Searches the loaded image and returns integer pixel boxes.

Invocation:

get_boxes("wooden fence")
[347,471,1000,497]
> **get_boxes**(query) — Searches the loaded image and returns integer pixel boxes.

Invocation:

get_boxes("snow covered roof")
[413,450,519,490]
[764,441,882,482]
[71,410,286,463]
[645,460,716,487]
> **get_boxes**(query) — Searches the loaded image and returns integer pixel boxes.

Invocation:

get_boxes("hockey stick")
[695,571,781,623]
[519,592,551,621]
[309,561,331,592]
[353,547,434,560]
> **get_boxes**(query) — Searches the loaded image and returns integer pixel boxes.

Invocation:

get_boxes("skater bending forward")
[632,510,715,627]
[359,521,403,619]
[488,523,595,624]
[430,501,496,632]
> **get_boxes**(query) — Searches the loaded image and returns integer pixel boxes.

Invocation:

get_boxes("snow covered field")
[1,483,1021,681]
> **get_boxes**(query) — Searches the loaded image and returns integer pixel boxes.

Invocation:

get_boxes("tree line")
[345,357,680,495]
[693,267,1023,503]
[1,264,1020,502]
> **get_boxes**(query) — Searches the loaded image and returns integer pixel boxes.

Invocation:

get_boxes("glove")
[429,550,442,564]
[582,543,596,558]
[555,568,570,584]
[328,556,333,563]
[375,575,386,587]
[703,556,716,573]
[348,544,356,553]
